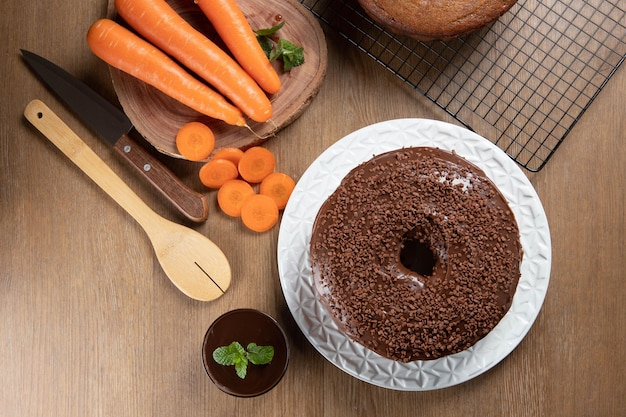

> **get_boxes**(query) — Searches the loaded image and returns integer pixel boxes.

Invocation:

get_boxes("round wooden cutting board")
[105,0,327,159]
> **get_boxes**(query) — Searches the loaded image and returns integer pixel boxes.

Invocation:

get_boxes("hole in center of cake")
[399,238,436,277]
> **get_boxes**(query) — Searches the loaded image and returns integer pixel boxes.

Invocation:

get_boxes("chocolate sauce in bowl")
[202,309,289,397]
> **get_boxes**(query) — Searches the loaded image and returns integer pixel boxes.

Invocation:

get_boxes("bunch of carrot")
[86,0,282,127]
[87,0,296,231]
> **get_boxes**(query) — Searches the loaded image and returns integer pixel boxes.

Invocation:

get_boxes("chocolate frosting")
[310,147,522,362]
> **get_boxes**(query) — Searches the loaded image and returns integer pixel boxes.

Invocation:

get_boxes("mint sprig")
[212,341,275,379]
[255,21,304,72]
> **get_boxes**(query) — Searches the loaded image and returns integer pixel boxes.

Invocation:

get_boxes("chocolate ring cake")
[357,0,519,41]
[309,147,523,362]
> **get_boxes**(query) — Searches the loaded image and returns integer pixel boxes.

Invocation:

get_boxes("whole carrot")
[195,0,282,95]
[86,19,245,126]
[114,0,273,123]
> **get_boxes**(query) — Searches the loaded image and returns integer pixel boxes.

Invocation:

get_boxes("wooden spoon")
[24,99,231,301]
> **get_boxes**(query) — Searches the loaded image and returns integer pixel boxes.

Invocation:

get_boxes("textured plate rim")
[277,118,551,391]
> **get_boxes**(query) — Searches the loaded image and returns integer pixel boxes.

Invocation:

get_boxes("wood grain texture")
[2,0,625,416]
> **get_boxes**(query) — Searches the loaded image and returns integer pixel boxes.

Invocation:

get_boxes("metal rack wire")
[300,0,626,171]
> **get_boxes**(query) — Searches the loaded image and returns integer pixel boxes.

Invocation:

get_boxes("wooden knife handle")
[112,134,209,223]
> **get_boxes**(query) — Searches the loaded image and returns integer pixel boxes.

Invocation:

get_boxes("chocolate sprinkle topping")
[309,147,523,362]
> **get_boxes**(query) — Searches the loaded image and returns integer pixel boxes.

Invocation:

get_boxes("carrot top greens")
[255,22,304,71]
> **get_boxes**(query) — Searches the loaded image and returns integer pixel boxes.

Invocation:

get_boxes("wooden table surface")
[2,1,624,416]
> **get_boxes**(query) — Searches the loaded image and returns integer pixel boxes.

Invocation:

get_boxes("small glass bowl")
[201,308,289,397]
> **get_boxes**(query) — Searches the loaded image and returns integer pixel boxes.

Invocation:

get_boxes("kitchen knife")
[21,49,209,223]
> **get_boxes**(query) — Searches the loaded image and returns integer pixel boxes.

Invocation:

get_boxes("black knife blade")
[21,49,209,223]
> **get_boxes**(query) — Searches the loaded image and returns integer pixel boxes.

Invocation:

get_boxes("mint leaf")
[254,21,284,37]
[254,21,304,72]
[257,36,274,58]
[234,357,249,379]
[246,343,275,365]
[272,39,304,71]
[212,341,245,366]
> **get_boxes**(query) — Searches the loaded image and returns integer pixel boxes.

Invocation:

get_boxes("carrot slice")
[86,19,245,126]
[114,0,272,123]
[196,0,281,95]
[238,146,275,183]
[175,122,215,161]
[213,147,245,166]
[240,194,279,232]
[217,179,255,217]
[199,158,239,189]
[259,172,295,210]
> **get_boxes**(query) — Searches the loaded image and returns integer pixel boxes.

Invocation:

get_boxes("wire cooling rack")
[299,0,626,171]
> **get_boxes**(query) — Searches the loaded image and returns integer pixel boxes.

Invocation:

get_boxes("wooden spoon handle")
[24,99,158,229]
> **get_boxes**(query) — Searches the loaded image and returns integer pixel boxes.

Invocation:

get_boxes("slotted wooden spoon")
[24,99,231,301]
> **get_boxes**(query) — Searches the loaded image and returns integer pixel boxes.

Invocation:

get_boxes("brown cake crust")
[309,147,522,362]
[357,0,519,40]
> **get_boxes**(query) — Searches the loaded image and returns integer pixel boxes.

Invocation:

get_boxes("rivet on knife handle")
[113,134,209,223]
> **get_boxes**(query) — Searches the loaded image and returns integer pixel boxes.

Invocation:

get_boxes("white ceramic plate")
[277,119,551,391]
